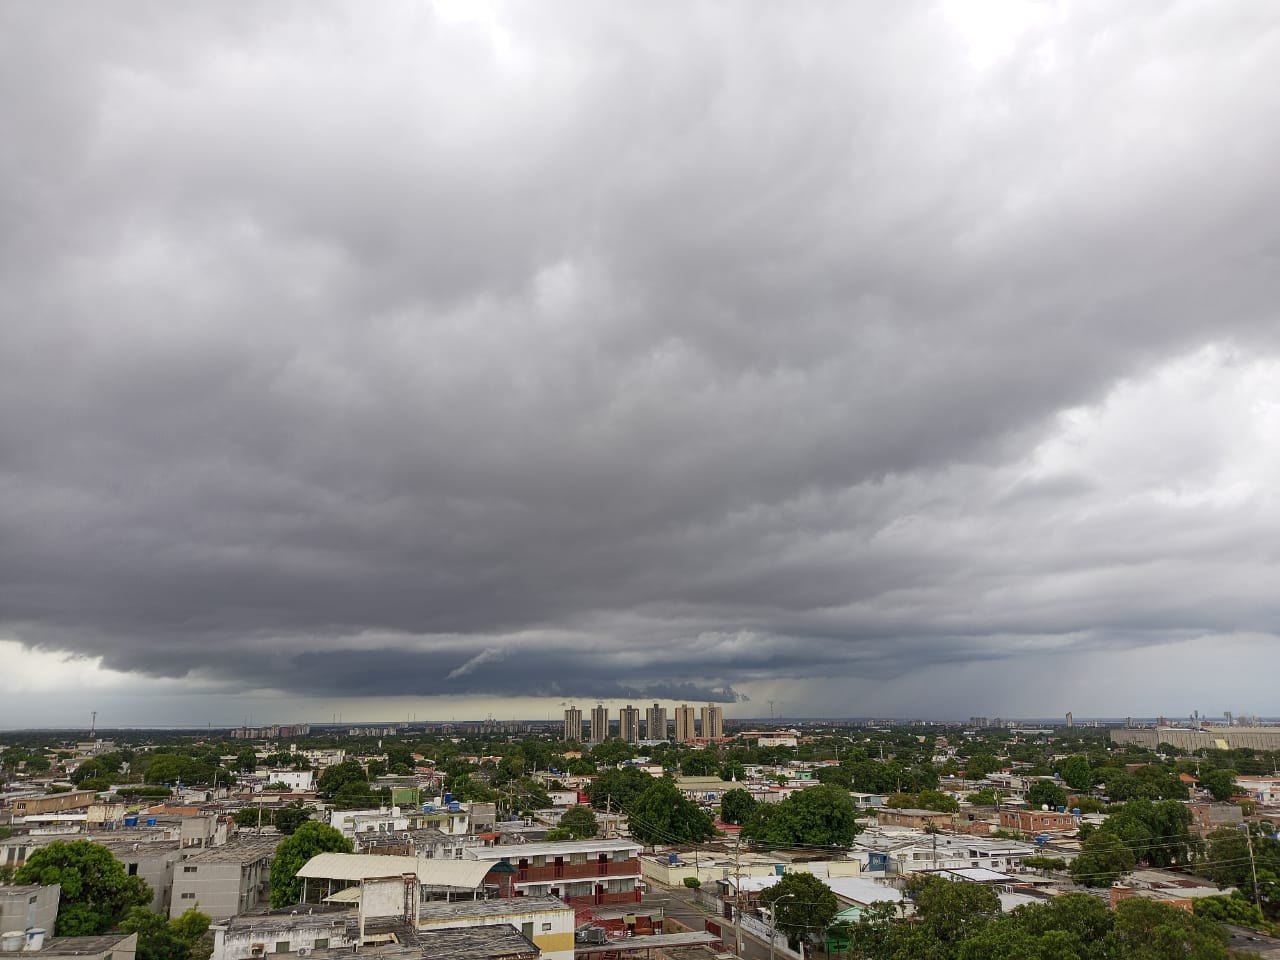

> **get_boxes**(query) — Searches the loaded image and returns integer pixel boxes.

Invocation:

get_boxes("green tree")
[120,905,211,960]
[719,788,756,826]
[70,759,109,785]
[967,788,997,806]
[1058,755,1093,791]
[1192,893,1264,928]
[1026,780,1068,810]
[1198,768,1237,802]
[316,760,367,799]
[720,760,746,782]
[1106,896,1228,960]
[236,749,258,772]
[559,805,598,840]
[680,751,718,776]
[760,873,838,951]
[275,803,315,835]
[916,789,960,812]
[586,766,653,812]
[15,840,152,935]
[269,822,353,908]
[908,873,1001,943]
[143,753,213,786]
[965,753,1001,780]
[1070,830,1135,887]
[742,785,861,847]
[626,779,714,846]
[120,908,189,960]
[588,741,636,766]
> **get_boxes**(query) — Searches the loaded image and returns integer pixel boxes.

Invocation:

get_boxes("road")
[643,883,780,960]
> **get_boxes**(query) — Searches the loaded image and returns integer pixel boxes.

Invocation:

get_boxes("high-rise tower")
[563,706,583,741]
[590,704,609,743]
[701,703,724,740]
[674,704,697,743]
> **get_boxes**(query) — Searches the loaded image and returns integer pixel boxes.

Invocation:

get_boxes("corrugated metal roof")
[295,853,492,889]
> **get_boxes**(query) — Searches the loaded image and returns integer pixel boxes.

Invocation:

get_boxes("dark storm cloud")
[3,1,1280,713]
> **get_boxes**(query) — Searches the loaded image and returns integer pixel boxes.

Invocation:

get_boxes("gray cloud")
[3,1,1280,718]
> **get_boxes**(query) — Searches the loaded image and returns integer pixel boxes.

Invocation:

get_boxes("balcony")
[511,860,639,884]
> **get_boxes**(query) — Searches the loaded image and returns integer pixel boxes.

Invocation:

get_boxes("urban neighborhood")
[3,711,1279,959]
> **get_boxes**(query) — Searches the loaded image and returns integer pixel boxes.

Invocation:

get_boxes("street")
[642,883,779,960]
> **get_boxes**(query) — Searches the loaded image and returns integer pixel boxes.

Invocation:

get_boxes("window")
[181,893,196,900]
[276,942,290,953]
[184,866,198,873]
[29,896,38,904]
[128,864,138,876]
[541,923,552,932]
[314,940,328,950]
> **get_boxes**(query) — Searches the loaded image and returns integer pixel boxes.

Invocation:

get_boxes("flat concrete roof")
[419,896,570,921]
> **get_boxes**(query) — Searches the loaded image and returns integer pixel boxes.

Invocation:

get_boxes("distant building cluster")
[561,702,726,744]
[230,725,311,740]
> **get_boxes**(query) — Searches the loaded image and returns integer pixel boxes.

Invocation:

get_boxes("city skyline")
[4,3,1280,727]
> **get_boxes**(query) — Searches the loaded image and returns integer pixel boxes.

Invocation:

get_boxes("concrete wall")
[418,905,574,960]
[171,858,269,920]
[212,919,351,960]
[0,885,59,936]
[112,846,182,914]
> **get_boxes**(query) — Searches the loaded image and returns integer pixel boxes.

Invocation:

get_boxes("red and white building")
[465,839,644,909]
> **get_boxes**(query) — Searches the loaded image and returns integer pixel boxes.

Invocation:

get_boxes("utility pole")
[733,833,745,960]
[1244,825,1262,914]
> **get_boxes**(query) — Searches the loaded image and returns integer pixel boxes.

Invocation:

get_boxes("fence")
[739,913,802,959]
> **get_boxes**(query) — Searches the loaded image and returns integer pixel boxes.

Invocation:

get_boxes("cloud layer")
[2,1,1279,721]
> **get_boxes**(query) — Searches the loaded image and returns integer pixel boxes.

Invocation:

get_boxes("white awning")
[296,853,492,890]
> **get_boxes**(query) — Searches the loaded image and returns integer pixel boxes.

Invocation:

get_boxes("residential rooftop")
[418,895,569,922]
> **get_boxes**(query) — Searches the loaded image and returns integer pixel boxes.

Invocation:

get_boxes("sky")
[2,1,1279,728]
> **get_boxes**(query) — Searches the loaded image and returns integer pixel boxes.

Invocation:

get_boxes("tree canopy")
[15,840,152,935]
[626,779,715,846]
[742,784,860,848]
[269,822,353,908]
[586,766,653,812]
[1069,830,1136,887]
[120,907,211,960]
[848,888,1229,960]
[558,805,598,840]
[759,872,838,950]
[719,787,756,826]
[1025,780,1068,810]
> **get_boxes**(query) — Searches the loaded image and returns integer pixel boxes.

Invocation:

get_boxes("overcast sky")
[3,1,1279,728]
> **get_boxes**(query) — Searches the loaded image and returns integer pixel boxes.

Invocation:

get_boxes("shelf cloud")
[2,1,1279,721]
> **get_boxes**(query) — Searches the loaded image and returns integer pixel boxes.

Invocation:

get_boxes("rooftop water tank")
[146,817,157,827]
[448,802,461,812]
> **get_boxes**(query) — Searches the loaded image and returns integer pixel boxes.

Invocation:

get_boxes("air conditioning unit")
[250,946,265,956]
[298,948,311,956]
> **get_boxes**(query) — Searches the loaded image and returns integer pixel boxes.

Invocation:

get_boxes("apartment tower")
[589,704,609,743]
[645,703,667,741]
[563,706,583,741]
[619,705,641,743]
[674,704,697,743]
[701,703,724,740]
